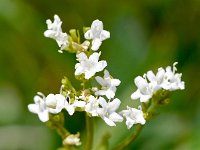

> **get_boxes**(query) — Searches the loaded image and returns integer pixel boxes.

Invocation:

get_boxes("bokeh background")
[0,0,200,150]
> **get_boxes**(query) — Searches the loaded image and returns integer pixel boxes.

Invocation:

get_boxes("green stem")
[112,102,157,150]
[55,124,70,139]
[85,113,94,150]
[112,124,143,150]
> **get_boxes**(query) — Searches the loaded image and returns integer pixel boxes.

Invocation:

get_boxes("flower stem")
[85,113,94,150]
[112,101,157,150]
[55,124,70,139]
[111,124,143,150]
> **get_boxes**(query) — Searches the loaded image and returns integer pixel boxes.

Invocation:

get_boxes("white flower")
[63,133,81,146]
[121,106,146,129]
[146,62,185,91]
[65,99,86,116]
[146,67,166,91]
[131,76,154,102]
[131,62,185,102]
[84,19,110,51]
[162,62,185,90]
[45,94,66,114]
[85,95,99,116]
[28,93,49,122]
[97,97,123,126]
[75,52,107,79]
[44,14,68,52]
[95,70,121,99]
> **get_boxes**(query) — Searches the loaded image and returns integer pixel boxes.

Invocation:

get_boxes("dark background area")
[0,0,200,149]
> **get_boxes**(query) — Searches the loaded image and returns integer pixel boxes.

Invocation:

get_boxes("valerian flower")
[75,52,107,79]
[131,76,154,103]
[45,94,66,114]
[45,93,85,116]
[44,14,68,52]
[64,98,86,116]
[85,95,99,116]
[95,70,121,99]
[28,93,49,122]
[146,62,185,91]
[63,133,81,146]
[162,62,185,90]
[84,19,110,51]
[120,106,146,129]
[131,62,185,103]
[97,97,123,126]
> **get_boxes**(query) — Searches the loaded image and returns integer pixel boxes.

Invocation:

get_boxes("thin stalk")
[112,102,157,150]
[55,124,70,139]
[85,113,94,150]
[112,124,143,150]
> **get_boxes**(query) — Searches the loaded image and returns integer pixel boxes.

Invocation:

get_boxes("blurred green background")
[0,0,200,150]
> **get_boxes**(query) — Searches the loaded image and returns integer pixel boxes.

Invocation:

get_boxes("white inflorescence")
[131,62,185,103]
[97,97,123,126]
[75,52,107,79]
[44,15,69,53]
[63,133,81,146]
[28,93,49,122]
[84,19,110,51]
[120,106,146,129]
[28,93,86,122]
[95,70,121,99]
[29,15,185,137]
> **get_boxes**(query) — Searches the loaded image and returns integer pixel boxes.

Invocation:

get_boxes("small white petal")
[77,52,88,62]
[103,117,116,126]
[104,70,110,78]
[34,95,43,103]
[140,95,152,103]
[91,39,102,51]
[28,104,39,114]
[89,52,100,62]
[111,79,121,86]
[98,97,107,108]
[85,71,95,79]
[126,117,135,129]
[109,112,123,122]
[90,20,103,37]
[131,90,141,100]
[95,76,107,86]
[75,64,83,76]
[95,90,106,96]
[66,105,75,115]
[108,98,121,113]
[96,61,107,72]
[84,30,93,39]
[44,30,56,38]
[38,110,49,122]
[147,71,156,83]
[105,89,115,99]
[134,76,148,89]
[73,100,86,107]
[100,30,110,41]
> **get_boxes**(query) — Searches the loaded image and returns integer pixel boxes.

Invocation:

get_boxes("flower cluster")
[131,62,185,103]
[28,15,185,148]
[28,92,85,122]
[44,15,68,53]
